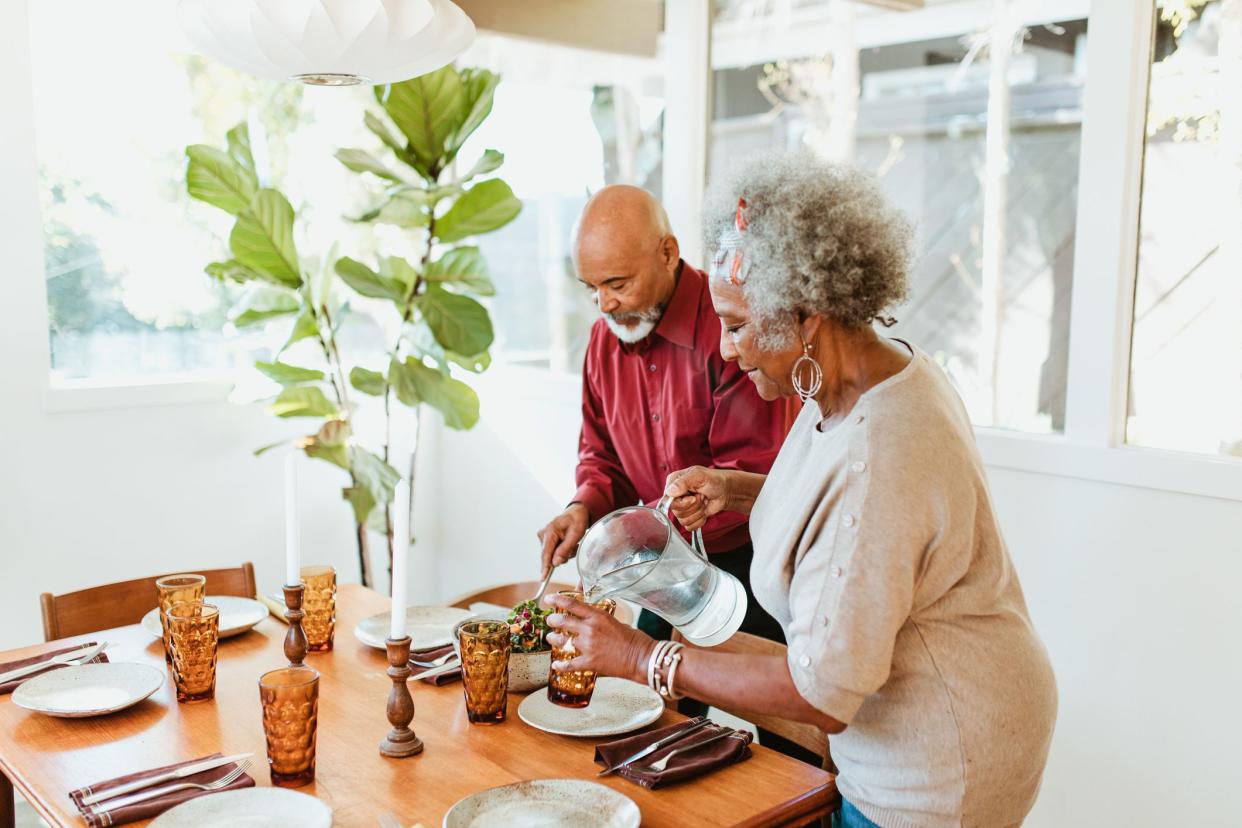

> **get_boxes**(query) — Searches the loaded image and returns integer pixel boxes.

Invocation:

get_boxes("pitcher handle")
[656,496,711,563]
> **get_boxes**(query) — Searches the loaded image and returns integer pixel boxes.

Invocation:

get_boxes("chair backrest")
[39,563,257,642]
[447,580,635,626]
[673,628,831,766]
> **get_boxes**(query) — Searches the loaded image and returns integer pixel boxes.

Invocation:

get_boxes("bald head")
[575,185,672,258]
[573,186,681,342]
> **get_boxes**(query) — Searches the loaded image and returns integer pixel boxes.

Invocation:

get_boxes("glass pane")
[711,0,1088,432]
[1127,1,1242,457]
[457,37,666,373]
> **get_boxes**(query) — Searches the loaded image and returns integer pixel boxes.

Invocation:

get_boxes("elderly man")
[536,185,810,758]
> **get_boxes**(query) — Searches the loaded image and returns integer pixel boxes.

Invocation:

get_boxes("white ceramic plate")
[150,787,332,827]
[354,606,474,651]
[443,779,639,828]
[141,596,270,639]
[12,662,164,718]
[517,678,664,738]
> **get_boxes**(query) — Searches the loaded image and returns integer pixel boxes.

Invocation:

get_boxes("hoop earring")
[791,341,822,403]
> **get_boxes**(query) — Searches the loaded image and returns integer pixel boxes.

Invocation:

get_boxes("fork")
[89,761,251,813]
[628,730,740,774]
[410,651,455,669]
[0,641,109,685]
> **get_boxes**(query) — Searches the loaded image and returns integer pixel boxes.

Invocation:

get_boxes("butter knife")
[597,716,711,777]
[0,641,108,685]
[80,753,252,806]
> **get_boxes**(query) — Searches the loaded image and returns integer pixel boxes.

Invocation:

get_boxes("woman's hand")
[543,593,655,683]
[663,466,731,531]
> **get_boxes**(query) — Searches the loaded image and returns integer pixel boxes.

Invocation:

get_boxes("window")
[33,2,664,384]
[711,0,1089,433]
[457,35,665,373]
[1127,0,1242,458]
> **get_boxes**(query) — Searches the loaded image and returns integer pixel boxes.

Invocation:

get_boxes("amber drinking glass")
[548,591,616,708]
[155,574,205,664]
[258,667,320,787]
[300,565,336,652]
[458,620,511,724]
[165,601,219,703]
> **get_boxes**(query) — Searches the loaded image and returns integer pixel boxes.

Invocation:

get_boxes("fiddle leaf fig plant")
[184,66,520,586]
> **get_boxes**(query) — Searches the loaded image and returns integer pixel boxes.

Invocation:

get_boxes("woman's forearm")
[628,645,844,734]
[723,470,767,515]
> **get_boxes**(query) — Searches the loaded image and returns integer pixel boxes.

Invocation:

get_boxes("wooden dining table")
[0,584,836,827]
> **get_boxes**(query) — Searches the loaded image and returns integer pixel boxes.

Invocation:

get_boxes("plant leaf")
[354,191,430,228]
[380,67,465,177]
[230,189,302,288]
[435,179,522,243]
[253,440,288,457]
[424,246,494,296]
[226,122,256,176]
[279,308,319,355]
[349,446,400,517]
[303,419,351,470]
[268,386,338,418]
[447,69,500,159]
[335,256,406,301]
[389,357,480,429]
[344,485,378,525]
[350,366,387,396]
[364,110,410,161]
[206,259,264,284]
[230,286,299,327]
[255,360,324,385]
[186,145,258,215]
[459,149,504,182]
[446,349,491,373]
[416,285,494,355]
[379,256,419,294]
[334,148,405,183]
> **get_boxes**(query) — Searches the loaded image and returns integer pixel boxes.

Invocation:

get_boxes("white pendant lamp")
[177,0,476,87]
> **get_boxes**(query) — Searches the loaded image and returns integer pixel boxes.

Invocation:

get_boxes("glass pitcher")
[576,496,747,647]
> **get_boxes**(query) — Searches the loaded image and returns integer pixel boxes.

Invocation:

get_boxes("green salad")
[507,599,551,653]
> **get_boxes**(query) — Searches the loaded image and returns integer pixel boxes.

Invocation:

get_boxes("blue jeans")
[832,798,881,828]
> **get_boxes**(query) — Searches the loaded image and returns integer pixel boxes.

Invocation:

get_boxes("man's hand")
[663,466,731,531]
[537,503,590,579]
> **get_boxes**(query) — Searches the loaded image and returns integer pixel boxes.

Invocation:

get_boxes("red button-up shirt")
[572,262,792,553]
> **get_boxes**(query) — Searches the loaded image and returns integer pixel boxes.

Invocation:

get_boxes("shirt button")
[651,413,660,422]
[856,415,865,424]
[842,514,855,528]
[649,364,657,372]
[822,615,830,627]
[798,655,811,668]
[851,461,866,473]
[831,565,842,578]
[660,463,668,471]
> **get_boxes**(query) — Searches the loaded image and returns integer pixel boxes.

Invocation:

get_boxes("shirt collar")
[652,261,701,351]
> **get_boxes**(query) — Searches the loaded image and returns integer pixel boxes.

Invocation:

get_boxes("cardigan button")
[798,655,811,668]
[842,514,855,528]
[851,461,866,473]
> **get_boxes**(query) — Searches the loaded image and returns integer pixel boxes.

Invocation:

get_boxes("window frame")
[668,0,1242,503]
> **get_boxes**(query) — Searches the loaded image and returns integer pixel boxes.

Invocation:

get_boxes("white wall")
[423,379,1242,826]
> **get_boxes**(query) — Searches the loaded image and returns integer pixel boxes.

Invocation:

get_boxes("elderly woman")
[544,150,1057,828]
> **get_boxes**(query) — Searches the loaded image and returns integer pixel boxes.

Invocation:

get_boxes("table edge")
[733,778,838,828]
[0,752,68,828]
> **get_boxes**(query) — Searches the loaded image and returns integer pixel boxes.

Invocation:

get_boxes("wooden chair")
[447,580,635,626]
[39,563,257,642]
[673,629,839,776]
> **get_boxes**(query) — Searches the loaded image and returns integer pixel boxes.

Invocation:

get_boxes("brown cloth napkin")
[69,753,255,828]
[0,643,110,695]
[409,643,461,685]
[594,719,753,789]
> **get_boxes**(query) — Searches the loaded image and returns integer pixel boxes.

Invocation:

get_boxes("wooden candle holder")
[282,583,308,667]
[379,635,424,758]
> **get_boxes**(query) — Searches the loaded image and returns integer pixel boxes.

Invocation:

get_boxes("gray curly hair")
[704,149,914,347]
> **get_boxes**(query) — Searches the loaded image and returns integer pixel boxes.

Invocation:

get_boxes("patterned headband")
[709,197,751,286]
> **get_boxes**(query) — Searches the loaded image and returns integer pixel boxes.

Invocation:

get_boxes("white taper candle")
[390,478,410,639]
[284,449,300,587]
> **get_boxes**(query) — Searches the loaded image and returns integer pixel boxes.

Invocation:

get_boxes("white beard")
[604,315,659,343]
